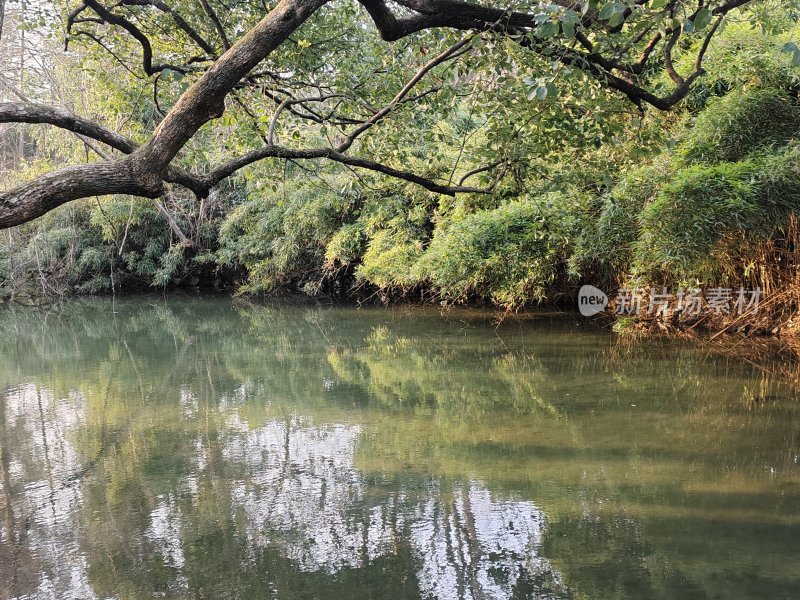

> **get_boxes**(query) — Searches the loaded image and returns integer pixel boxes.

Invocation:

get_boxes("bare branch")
[696,16,724,71]
[338,36,473,152]
[135,0,329,172]
[268,94,341,145]
[152,197,193,247]
[198,0,231,51]
[458,160,502,186]
[0,102,138,153]
[70,0,194,75]
[116,0,216,55]
[205,144,491,195]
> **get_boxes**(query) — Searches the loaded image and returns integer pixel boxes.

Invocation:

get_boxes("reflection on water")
[0,297,798,599]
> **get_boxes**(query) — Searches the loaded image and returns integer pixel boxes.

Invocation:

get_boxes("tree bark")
[137,0,329,171]
[0,160,160,228]
[0,0,5,43]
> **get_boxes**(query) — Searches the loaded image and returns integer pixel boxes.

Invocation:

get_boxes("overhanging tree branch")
[0,102,138,153]
[0,160,159,228]
[204,144,490,195]
[0,0,759,229]
[69,0,194,75]
[0,102,209,194]
[198,0,231,51]
[115,0,217,56]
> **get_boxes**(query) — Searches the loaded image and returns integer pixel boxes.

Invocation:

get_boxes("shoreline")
[3,288,798,373]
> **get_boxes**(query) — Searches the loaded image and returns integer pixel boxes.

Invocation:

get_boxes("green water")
[0,297,798,600]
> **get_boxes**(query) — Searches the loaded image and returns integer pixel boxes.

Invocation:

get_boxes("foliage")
[680,88,800,164]
[416,198,574,306]
[217,175,357,294]
[633,150,800,280]
[571,157,675,279]
[2,4,800,315]
[678,23,800,110]
[356,227,425,290]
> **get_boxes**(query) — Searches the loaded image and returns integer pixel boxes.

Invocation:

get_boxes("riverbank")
[4,287,798,381]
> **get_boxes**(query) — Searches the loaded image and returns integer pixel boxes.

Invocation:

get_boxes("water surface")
[0,297,798,599]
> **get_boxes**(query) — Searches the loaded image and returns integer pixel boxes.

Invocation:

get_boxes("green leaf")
[608,10,625,27]
[650,0,667,9]
[538,21,559,38]
[694,8,712,30]
[598,2,616,20]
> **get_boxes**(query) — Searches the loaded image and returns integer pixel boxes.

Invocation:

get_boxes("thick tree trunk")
[138,0,328,171]
[0,160,160,228]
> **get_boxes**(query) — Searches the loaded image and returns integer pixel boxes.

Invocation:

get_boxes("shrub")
[356,228,424,290]
[680,88,800,164]
[572,157,674,278]
[633,145,800,280]
[415,198,571,307]
[325,223,367,266]
[218,182,355,293]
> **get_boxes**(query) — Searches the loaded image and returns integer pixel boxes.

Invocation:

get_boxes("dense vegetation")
[1,1,799,331]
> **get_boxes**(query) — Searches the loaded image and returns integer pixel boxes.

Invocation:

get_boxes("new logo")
[578,285,608,317]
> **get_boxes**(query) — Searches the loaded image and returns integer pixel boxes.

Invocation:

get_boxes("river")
[0,297,798,599]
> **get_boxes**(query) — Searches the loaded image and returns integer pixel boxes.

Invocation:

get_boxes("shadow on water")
[0,297,798,599]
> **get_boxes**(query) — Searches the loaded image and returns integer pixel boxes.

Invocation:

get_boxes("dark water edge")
[0,296,799,599]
